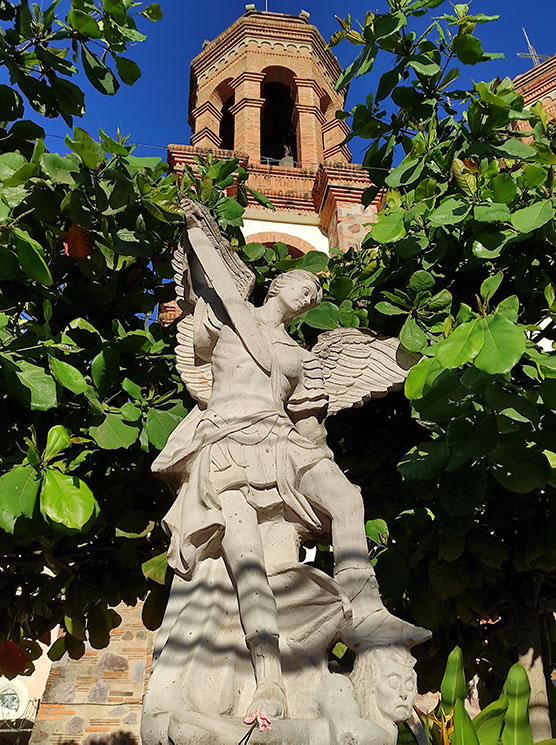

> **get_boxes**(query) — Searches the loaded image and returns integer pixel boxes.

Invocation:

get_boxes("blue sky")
[7,0,556,163]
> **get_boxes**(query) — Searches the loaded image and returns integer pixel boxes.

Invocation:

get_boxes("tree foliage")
[324,0,556,717]
[0,0,263,675]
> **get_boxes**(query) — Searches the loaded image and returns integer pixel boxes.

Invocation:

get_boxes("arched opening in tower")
[219,94,235,151]
[261,81,297,164]
[216,79,235,151]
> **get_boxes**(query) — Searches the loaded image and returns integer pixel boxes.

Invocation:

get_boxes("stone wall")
[29,604,153,745]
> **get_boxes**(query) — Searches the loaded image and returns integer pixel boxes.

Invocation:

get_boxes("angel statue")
[141,199,431,745]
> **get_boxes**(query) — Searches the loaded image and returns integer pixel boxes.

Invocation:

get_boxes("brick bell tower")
[167,6,381,258]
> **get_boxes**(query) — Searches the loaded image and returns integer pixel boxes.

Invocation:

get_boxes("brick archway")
[245,231,317,258]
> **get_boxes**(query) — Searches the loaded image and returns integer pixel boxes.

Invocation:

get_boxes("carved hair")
[264,269,323,307]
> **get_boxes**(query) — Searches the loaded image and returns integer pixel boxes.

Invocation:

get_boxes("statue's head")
[264,269,323,321]
[351,643,418,728]
[370,646,417,723]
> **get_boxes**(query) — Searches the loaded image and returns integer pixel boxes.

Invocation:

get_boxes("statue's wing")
[311,328,417,415]
[172,198,255,404]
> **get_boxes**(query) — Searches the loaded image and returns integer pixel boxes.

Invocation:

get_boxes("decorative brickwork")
[514,55,556,133]
[29,604,153,745]
[244,231,317,256]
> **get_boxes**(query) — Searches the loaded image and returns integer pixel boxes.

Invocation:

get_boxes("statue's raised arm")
[180,198,271,376]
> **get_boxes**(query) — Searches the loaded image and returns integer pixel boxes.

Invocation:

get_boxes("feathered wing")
[311,328,417,415]
[172,197,255,405]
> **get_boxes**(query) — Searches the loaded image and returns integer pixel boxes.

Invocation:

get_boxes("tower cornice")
[188,11,343,115]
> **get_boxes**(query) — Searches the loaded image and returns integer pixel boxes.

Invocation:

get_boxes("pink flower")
[244,711,272,731]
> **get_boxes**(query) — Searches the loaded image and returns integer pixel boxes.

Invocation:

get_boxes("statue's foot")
[246,680,287,720]
[346,605,431,649]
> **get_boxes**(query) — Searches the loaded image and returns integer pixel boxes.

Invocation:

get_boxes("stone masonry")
[29,604,153,745]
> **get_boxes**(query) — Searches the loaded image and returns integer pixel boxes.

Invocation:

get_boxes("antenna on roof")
[517,28,550,68]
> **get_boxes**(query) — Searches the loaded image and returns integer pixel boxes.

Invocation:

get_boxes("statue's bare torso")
[207,317,303,421]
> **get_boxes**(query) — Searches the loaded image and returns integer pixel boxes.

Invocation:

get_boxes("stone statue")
[141,200,431,745]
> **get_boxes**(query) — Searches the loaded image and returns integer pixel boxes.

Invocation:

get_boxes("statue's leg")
[297,460,382,610]
[298,460,431,647]
[220,489,287,719]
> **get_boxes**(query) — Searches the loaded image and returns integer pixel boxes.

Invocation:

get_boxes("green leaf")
[496,295,519,323]
[473,202,511,223]
[440,646,466,709]
[65,127,106,170]
[472,693,508,745]
[44,425,71,463]
[122,377,143,399]
[121,402,141,421]
[115,56,141,85]
[291,251,329,274]
[489,445,550,494]
[40,469,98,531]
[89,414,139,450]
[40,153,79,185]
[6,359,58,410]
[480,271,503,302]
[400,316,427,353]
[404,357,443,399]
[275,251,329,273]
[0,466,41,530]
[142,583,169,630]
[375,300,407,316]
[386,157,425,188]
[0,85,24,120]
[91,347,119,399]
[409,270,434,293]
[49,357,88,394]
[242,242,266,261]
[429,197,470,226]
[12,227,53,285]
[492,139,536,161]
[87,605,113,649]
[490,174,517,204]
[474,315,526,374]
[521,164,546,190]
[365,518,389,545]
[142,552,168,584]
[408,54,441,77]
[302,301,339,330]
[452,34,483,65]
[435,319,484,368]
[501,664,533,745]
[145,408,181,450]
[398,440,450,480]
[64,615,86,642]
[510,200,555,233]
[140,3,162,20]
[330,277,354,303]
[81,45,119,96]
[452,698,480,745]
[0,152,25,181]
[47,637,66,662]
[68,8,101,36]
[371,210,406,244]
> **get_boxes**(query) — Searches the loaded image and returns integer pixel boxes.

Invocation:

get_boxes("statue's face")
[374,656,417,722]
[277,277,319,318]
